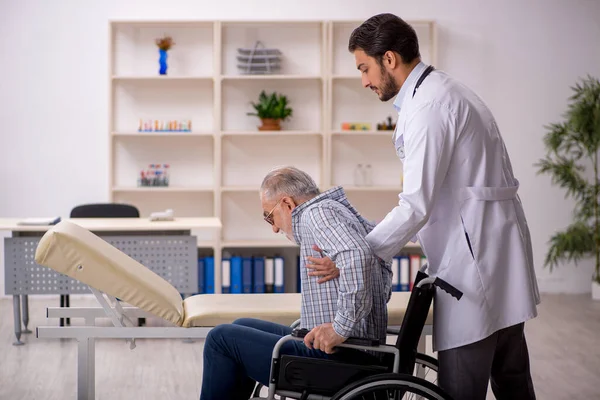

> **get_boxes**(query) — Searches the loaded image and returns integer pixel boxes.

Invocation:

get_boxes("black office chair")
[70,203,140,219]
[61,203,142,326]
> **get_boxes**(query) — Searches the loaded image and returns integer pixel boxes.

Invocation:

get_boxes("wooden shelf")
[332,130,394,136]
[112,76,213,81]
[343,186,402,192]
[222,240,299,248]
[112,132,213,137]
[197,239,218,248]
[332,75,360,80]
[221,75,322,81]
[112,186,214,193]
[221,186,259,192]
[221,130,321,137]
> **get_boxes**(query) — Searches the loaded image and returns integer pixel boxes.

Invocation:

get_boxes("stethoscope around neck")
[412,65,435,98]
[394,65,435,153]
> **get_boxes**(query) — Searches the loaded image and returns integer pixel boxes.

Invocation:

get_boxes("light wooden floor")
[0,293,598,400]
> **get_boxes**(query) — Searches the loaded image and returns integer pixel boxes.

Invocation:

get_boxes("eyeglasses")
[263,198,283,226]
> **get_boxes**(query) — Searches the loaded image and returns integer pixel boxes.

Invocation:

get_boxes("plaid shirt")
[292,186,393,342]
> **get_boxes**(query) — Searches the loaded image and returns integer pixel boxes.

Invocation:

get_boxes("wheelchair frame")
[257,271,463,400]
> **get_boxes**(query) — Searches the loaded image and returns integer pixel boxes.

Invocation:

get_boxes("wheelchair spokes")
[330,373,452,400]
[413,353,438,389]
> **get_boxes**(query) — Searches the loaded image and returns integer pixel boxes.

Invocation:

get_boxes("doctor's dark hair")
[260,166,320,202]
[348,13,420,66]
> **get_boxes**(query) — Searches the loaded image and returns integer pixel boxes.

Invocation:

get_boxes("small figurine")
[377,116,396,131]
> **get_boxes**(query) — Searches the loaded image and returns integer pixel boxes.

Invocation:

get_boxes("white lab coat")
[365,64,540,352]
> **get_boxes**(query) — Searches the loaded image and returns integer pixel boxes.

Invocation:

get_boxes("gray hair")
[260,166,320,202]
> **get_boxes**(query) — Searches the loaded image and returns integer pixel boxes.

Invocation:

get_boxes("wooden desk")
[0,217,221,232]
[1,217,221,345]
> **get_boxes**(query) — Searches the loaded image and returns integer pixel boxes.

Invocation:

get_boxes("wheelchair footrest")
[276,355,388,396]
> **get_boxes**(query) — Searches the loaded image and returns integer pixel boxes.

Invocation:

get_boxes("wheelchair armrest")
[386,327,400,335]
[291,327,379,347]
[287,328,400,372]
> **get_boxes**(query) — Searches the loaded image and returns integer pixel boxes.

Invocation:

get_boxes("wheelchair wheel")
[414,353,438,387]
[330,372,452,400]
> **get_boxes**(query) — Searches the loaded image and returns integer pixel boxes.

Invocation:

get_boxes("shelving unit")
[108,19,436,293]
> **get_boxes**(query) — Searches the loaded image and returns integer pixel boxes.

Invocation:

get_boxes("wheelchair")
[252,266,463,400]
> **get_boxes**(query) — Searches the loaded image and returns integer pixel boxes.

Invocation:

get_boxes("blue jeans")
[199,318,377,400]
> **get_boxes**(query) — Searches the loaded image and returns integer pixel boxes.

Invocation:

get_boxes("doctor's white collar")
[392,60,427,113]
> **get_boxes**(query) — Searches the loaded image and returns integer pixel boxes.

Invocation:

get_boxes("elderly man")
[199,166,393,400]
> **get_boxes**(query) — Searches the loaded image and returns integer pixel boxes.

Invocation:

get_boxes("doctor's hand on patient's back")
[305,245,339,283]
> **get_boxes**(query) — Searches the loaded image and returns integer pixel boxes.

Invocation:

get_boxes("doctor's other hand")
[306,245,339,283]
[303,323,346,354]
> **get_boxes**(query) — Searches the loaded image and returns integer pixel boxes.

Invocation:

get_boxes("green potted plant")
[247,90,293,131]
[535,75,600,300]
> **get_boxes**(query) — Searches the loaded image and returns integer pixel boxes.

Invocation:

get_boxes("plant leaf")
[247,91,293,121]
[544,221,595,271]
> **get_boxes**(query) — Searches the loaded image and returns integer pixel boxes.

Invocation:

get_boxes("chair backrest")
[394,270,436,374]
[70,203,140,218]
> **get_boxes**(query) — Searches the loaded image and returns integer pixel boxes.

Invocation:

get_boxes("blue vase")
[159,49,168,75]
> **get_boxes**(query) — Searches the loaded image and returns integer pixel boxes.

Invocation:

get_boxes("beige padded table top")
[183,291,432,328]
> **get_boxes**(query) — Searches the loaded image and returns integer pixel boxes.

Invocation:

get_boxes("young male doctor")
[307,13,540,400]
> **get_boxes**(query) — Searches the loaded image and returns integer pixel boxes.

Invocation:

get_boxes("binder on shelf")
[253,256,265,293]
[297,255,301,293]
[265,257,275,293]
[409,254,421,290]
[242,257,253,293]
[392,257,400,291]
[197,257,205,294]
[274,256,285,293]
[230,256,243,294]
[205,256,215,294]
[399,255,410,292]
[222,258,231,294]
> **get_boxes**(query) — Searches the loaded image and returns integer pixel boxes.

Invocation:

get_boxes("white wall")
[1,0,599,296]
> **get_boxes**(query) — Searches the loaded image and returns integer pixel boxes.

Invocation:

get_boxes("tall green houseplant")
[535,75,600,285]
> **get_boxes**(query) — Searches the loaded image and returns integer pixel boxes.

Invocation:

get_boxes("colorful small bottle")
[164,164,170,186]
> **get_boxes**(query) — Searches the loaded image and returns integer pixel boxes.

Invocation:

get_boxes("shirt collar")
[291,186,346,244]
[392,61,427,113]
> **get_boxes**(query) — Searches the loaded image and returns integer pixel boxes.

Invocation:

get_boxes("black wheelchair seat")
[276,354,389,396]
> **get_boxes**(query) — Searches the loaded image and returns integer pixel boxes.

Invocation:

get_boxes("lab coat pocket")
[456,184,519,265]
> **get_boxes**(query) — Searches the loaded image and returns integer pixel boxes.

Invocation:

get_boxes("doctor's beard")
[377,66,400,102]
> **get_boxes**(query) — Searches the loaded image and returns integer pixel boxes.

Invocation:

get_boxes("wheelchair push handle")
[416,265,463,301]
[433,277,463,300]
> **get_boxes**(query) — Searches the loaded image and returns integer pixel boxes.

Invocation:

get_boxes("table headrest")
[34,220,184,326]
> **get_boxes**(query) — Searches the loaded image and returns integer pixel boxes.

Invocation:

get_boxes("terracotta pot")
[259,118,281,131]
